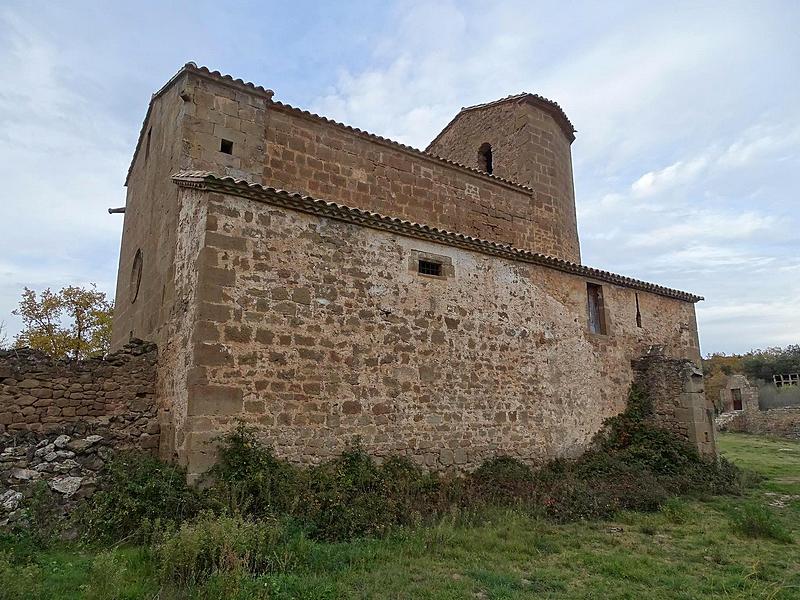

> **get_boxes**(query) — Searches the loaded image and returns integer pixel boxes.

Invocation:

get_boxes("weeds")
[154,512,298,584]
[0,551,41,600]
[730,501,793,543]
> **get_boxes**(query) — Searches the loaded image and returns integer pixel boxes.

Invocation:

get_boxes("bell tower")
[427,93,580,263]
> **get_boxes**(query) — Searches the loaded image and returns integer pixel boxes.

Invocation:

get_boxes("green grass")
[3,433,799,599]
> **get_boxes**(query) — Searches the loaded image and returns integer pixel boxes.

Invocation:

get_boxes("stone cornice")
[172,171,703,304]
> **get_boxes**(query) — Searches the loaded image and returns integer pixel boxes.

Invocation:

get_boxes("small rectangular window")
[220,138,234,154]
[587,283,607,335]
[418,260,442,276]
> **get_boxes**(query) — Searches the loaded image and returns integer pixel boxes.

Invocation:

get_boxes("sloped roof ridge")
[426,92,576,151]
[126,62,540,194]
[171,170,703,304]
[461,92,575,132]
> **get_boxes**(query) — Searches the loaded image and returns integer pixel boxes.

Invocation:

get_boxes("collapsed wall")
[0,341,159,523]
[632,350,717,456]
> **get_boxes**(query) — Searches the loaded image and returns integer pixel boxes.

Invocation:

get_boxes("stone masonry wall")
[113,72,194,349]
[175,186,703,477]
[632,352,716,456]
[181,71,576,261]
[719,374,759,413]
[0,341,159,523]
[427,101,580,263]
[113,66,583,354]
[0,340,158,444]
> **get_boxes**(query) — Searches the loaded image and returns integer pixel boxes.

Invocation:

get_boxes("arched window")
[477,143,493,174]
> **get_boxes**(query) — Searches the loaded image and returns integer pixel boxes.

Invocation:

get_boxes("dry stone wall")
[0,341,159,523]
[717,406,800,439]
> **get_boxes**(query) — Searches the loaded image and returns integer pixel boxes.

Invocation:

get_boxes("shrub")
[300,443,396,541]
[470,456,535,505]
[71,385,749,546]
[730,501,793,543]
[80,451,203,543]
[22,479,62,546]
[154,512,298,584]
[211,423,301,517]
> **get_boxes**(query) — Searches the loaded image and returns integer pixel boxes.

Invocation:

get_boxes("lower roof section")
[171,170,703,304]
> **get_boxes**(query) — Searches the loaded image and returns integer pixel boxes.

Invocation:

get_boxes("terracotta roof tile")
[172,170,703,304]
[126,63,543,194]
[426,92,576,151]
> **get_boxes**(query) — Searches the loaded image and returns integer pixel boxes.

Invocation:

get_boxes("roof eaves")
[171,170,703,304]
[125,63,538,195]
[426,92,576,151]
[124,62,275,187]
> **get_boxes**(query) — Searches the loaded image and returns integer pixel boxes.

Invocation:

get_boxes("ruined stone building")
[111,63,716,479]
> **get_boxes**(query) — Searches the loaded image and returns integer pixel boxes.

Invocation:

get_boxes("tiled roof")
[171,170,703,304]
[125,63,543,194]
[125,63,275,186]
[426,92,576,151]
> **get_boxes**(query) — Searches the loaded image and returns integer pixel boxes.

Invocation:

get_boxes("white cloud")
[0,8,128,337]
[627,211,775,248]
[631,157,710,198]
[0,0,798,355]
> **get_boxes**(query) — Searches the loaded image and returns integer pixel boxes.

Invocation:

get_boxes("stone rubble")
[1,432,115,526]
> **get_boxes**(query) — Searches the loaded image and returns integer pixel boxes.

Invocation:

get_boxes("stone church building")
[112,63,715,479]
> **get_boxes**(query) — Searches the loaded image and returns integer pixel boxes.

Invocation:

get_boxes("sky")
[0,0,798,355]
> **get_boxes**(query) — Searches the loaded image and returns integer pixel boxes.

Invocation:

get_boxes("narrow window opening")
[477,143,493,174]
[418,260,442,277]
[587,282,607,335]
[220,138,234,154]
[130,249,143,304]
[145,128,152,162]
[731,388,743,411]
[635,293,642,328]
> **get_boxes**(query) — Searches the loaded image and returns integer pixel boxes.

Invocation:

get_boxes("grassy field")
[1,433,798,599]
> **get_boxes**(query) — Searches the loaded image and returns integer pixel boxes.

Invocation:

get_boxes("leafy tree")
[12,284,113,359]
[741,345,800,382]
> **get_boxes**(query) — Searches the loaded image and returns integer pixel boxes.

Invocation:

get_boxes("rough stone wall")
[176,187,702,477]
[715,374,800,438]
[427,101,580,263]
[725,407,800,439]
[632,352,716,456]
[719,374,759,413]
[0,341,158,445]
[0,341,160,523]
[180,72,575,261]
